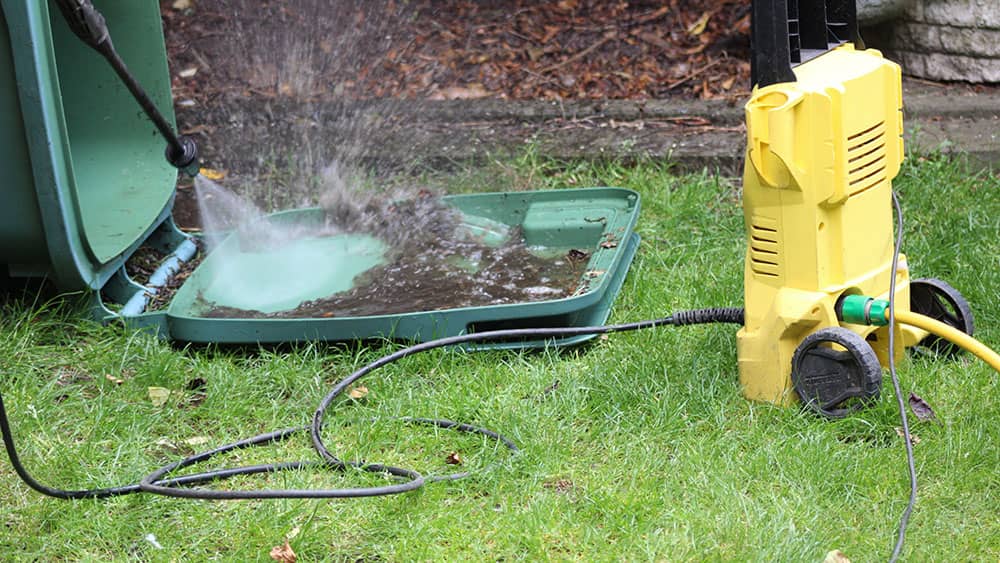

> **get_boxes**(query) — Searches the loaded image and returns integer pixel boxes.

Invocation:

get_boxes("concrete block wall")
[862,0,1000,82]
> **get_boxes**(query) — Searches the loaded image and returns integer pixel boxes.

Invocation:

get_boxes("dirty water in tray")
[195,221,592,319]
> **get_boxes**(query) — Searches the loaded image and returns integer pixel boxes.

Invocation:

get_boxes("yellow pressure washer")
[737,0,978,417]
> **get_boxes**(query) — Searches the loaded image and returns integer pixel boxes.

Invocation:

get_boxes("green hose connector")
[838,295,890,326]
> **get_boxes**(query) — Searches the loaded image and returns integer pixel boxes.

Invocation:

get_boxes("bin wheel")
[791,327,882,418]
[909,278,974,356]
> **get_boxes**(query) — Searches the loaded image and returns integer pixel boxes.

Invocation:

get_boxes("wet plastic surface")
[130,187,641,346]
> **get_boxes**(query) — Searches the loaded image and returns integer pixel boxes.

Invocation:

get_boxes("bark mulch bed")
[162,0,752,104]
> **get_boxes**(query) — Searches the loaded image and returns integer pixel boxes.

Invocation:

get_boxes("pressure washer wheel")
[791,327,882,418]
[909,278,975,356]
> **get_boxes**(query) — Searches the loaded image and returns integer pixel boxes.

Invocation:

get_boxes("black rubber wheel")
[791,327,882,418]
[909,278,974,356]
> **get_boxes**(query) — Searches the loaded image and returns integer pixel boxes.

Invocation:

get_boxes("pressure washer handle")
[51,0,109,48]
[51,0,200,177]
[751,0,863,89]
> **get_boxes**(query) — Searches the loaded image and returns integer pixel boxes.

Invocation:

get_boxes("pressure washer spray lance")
[52,0,201,177]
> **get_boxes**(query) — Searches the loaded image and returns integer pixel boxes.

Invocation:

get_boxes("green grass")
[2,153,999,561]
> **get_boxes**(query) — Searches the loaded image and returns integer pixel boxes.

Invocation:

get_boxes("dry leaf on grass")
[542,478,574,494]
[347,385,369,400]
[908,392,938,423]
[895,427,922,444]
[105,373,124,385]
[148,387,171,408]
[269,540,296,563]
[445,452,463,465]
[823,550,851,563]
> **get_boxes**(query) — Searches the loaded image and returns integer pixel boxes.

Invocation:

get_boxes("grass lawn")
[1,153,998,561]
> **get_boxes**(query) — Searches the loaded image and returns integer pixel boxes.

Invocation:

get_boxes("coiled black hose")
[1,308,743,500]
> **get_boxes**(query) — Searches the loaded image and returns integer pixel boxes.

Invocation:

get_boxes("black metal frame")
[751,0,863,89]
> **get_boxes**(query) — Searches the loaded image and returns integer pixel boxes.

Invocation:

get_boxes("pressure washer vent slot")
[749,218,781,277]
[846,121,887,197]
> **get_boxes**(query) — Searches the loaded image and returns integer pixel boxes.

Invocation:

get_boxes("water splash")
[193,167,461,254]
[179,0,418,211]
[190,175,581,317]
[176,2,579,316]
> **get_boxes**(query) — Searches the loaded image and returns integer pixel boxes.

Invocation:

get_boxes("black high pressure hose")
[0,308,743,500]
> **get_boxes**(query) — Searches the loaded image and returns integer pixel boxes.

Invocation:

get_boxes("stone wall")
[862,0,1000,82]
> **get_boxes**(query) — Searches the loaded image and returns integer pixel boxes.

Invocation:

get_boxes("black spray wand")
[52,0,200,176]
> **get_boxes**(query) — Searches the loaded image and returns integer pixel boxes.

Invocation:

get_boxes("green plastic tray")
[106,188,641,347]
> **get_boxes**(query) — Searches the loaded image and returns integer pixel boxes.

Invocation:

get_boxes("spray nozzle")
[166,136,201,178]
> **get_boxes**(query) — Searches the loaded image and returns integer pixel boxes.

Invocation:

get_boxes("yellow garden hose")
[892,310,1000,374]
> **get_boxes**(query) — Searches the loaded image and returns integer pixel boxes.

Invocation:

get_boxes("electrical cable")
[1,308,744,501]
[887,191,917,563]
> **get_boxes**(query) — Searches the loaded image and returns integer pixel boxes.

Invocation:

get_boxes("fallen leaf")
[428,84,489,100]
[105,373,124,385]
[445,452,463,465]
[908,392,937,423]
[687,11,712,36]
[199,168,227,181]
[895,427,922,444]
[347,385,369,400]
[542,380,560,396]
[178,67,198,78]
[599,240,618,248]
[198,168,227,182]
[542,478,574,493]
[155,438,182,454]
[269,540,297,563]
[183,436,211,447]
[148,387,171,408]
[56,367,92,386]
[823,550,851,563]
[171,0,191,10]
